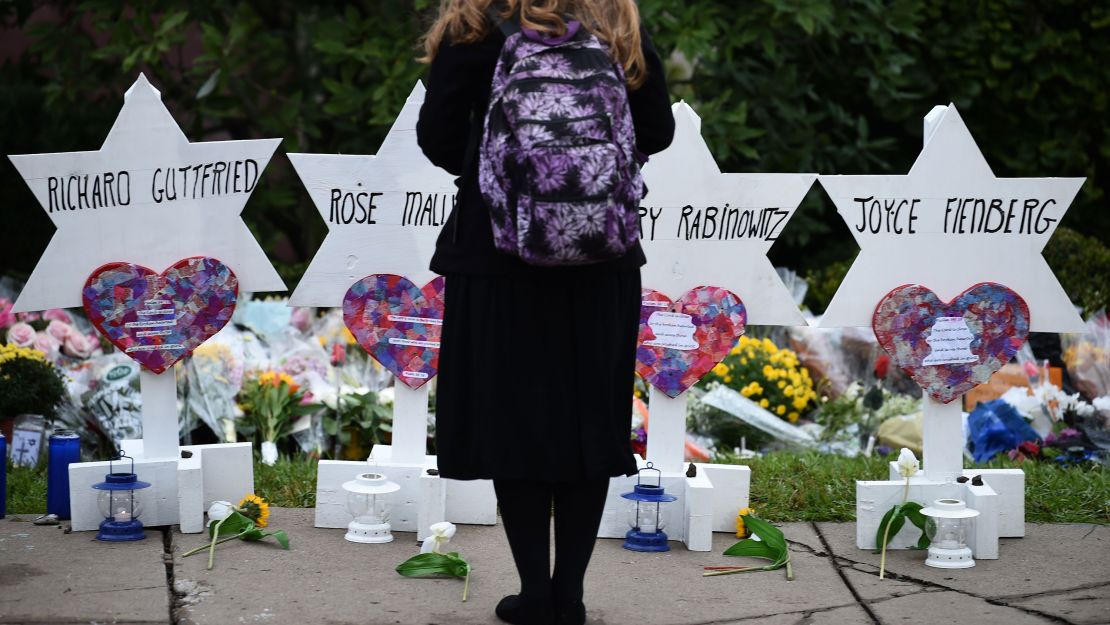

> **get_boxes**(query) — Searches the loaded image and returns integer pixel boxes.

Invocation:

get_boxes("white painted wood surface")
[139,369,179,460]
[639,102,816,326]
[391,384,430,465]
[645,387,688,473]
[288,82,455,307]
[818,104,1085,333]
[921,393,964,482]
[8,74,284,313]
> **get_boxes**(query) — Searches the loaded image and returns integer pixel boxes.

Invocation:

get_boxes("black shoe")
[496,595,555,625]
[554,601,586,625]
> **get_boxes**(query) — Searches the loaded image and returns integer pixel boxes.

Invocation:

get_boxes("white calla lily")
[420,521,457,554]
[896,448,919,478]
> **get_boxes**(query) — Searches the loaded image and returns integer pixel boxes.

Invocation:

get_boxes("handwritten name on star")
[327,187,455,227]
[41,159,263,214]
[849,195,1060,236]
[637,205,791,242]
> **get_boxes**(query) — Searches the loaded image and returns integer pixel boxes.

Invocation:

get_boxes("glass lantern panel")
[98,489,143,522]
[925,517,968,550]
[625,500,666,533]
[346,492,391,524]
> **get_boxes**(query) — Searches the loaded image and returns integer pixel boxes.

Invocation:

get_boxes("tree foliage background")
[2,0,1107,306]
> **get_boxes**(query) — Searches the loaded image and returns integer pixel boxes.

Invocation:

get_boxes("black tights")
[493,478,610,610]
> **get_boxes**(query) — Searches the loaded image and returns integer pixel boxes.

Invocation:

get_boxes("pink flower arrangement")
[7,321,36,347]
[34,332,61,357]
[43,308,75,325]
[46,319,73,342]
[63,332,94,358]
[290,307,313,333]
[0,298,14,330]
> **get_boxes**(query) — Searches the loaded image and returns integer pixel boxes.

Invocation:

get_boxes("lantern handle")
[638,461,663,488]
[109,451,136,476]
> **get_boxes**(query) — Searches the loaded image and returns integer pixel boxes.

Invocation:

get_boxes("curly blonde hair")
[420,0,647,89]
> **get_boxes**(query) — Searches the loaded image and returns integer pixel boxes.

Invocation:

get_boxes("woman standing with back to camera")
[417,0,673,623]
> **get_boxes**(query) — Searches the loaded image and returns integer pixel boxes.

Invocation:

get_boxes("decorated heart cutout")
[635,286,747,398]
[343,274,445,390]
[83,257,239,374]
[873,282,1030,404]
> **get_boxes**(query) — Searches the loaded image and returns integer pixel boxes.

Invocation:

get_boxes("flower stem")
[462,565,471,602]
[785,557,794,582]
[182,532,243,558]
[207,516,229,571]
[879,476,911,580]
[702,567,759,577]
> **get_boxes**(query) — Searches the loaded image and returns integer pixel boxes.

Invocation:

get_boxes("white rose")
[207,500,234,525]
[420,521,457,554]
[896,448,919,478]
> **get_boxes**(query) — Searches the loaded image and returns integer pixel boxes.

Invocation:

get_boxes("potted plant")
[0,343,67,439]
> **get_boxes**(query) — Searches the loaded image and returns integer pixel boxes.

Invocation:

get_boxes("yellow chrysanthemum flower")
[712,362,729,377]
[238,494,271,528]
[788,411,800,423]
[759,398,770,409]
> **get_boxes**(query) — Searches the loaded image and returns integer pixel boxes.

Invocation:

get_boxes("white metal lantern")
[920,498,980,569]
[341,472,400,544]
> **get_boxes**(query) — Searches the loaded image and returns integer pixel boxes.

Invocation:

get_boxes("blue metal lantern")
[620,462,677,552]
[92,454,151,542]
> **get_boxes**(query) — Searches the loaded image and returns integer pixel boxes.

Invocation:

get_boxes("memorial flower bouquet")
[239,371,316,464]
[184,493,290,570]
[707,336,818,423]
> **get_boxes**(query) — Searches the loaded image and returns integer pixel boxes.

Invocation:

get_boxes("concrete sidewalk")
[2,508,1107,625]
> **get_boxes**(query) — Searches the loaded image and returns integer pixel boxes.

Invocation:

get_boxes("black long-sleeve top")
[417,25,675,276]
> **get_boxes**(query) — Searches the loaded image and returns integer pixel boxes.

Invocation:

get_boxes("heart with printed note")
[83,257,239,374]
[635,286,747,398]
[343,274,445,390]
[872,282,1030,404]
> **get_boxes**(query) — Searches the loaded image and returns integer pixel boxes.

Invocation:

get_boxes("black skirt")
[434,269,641,482]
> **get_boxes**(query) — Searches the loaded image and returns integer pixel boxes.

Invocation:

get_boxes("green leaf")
[725,515,789,569]
[240,529,291,550]
[396,552,469,579]
[196,69,220,99]
[209,511,254,538]
[723,539,779,561]
[874,504,907,553]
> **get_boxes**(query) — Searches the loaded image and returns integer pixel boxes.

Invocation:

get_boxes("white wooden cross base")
[68,442,254,534]
[857,477,1001,559]
[854,394,1024,559]
[312,385,497,541]
[597,389,751,552]
[68,369,254,534]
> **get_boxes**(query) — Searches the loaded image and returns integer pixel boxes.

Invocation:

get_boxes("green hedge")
[2,1,1106,290]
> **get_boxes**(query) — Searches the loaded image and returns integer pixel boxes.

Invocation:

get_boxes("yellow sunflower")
[238,494,271,528]
[735,507,755,538]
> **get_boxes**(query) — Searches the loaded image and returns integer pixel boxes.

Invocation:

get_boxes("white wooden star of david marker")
[639,101,816,326]
[288,82,456,307]
[818,104,1086,333]
[8,73,285,313]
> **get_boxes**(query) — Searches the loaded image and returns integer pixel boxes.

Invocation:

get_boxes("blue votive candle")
[1,433,7,519]
[46,429,81,519]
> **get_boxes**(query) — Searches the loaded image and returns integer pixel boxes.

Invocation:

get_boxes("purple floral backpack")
[478,19,645,266]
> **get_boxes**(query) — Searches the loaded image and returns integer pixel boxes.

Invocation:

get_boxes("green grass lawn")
[6,453,1108,524]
